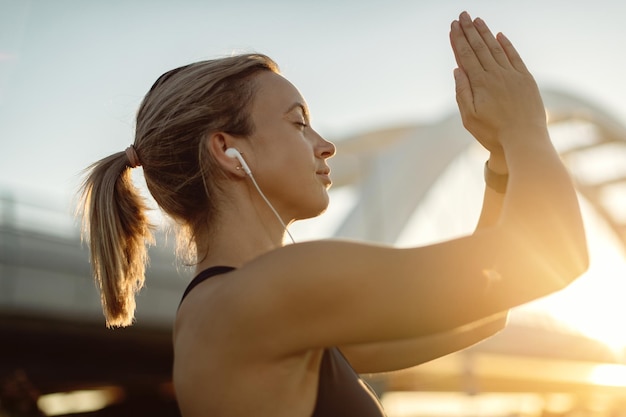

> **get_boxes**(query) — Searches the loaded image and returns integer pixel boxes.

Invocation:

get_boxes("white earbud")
[225,148,252,175]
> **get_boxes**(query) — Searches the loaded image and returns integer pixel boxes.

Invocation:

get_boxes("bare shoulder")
[172,239,438,356]
[173,288,324,417]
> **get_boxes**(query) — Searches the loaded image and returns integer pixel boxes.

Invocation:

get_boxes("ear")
[206,132,247,177]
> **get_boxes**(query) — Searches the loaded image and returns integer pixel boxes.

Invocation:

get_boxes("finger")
[453,67,475,115]
[450,20,465,67]
[450,19,482,74]
[458,11,498,71]
[473,17,510,69]
[497,32,529,73]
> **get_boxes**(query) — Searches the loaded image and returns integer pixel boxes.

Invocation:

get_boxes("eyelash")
[296,121,308,129]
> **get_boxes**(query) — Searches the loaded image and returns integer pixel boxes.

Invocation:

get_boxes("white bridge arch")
[326,89,626,250]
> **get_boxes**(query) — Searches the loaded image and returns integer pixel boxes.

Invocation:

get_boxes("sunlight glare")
[524,201,626,352]
[382,392,546,417]
[589,364,626,387]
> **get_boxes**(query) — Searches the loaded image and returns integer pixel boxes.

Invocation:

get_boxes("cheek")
[276,141,314,175]
[254,133,315,188]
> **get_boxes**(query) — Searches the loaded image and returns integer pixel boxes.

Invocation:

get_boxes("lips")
[316,170,332,186]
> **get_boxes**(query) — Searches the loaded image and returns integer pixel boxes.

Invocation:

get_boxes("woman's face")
[243,71,336,222]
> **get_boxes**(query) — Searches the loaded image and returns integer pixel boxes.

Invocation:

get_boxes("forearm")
[498,128,588,280]
[341,312,508,374]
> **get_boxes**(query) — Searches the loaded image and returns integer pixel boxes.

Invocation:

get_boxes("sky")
[2,0,626,211]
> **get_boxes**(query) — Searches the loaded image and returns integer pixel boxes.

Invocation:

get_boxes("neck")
[193,191,292,274]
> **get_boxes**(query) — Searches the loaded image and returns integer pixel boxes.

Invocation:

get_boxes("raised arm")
[178,13,588,361]
[450,11,588,277]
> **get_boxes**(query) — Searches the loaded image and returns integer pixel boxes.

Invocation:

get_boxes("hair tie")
[125,145,141,168]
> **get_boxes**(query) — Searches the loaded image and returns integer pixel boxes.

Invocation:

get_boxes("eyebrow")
[285,102,310,121]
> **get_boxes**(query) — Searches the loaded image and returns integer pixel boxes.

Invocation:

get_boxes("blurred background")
[2,0,626,416]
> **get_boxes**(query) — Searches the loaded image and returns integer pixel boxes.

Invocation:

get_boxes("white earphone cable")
[248,172,296,244]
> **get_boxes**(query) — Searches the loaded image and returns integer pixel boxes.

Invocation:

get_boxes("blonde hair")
[79,53,279,327]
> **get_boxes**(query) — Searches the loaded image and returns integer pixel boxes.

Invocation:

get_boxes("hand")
[449,12,548,153]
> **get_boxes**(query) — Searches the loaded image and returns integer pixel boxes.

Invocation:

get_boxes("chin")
[291,188,330,220]
[297,199,330,221]
[315,194,330,215]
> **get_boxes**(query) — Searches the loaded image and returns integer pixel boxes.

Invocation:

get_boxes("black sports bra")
[180,266,387,417]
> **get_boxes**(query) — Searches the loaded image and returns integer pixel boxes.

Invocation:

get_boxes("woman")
[79,12,588,417]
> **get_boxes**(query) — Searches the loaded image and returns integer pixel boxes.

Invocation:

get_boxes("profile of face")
[240,71,336,222]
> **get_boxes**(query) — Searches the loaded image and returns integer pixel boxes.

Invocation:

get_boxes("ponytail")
[78,53,279,327]
[78,151,153,327]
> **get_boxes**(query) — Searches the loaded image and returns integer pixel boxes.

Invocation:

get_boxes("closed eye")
[285,102,311,130]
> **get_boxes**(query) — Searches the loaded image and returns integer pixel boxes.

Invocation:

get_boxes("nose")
[314,130,336,159]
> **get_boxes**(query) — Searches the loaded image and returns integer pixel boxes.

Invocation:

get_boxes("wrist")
[498,125,551,156]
